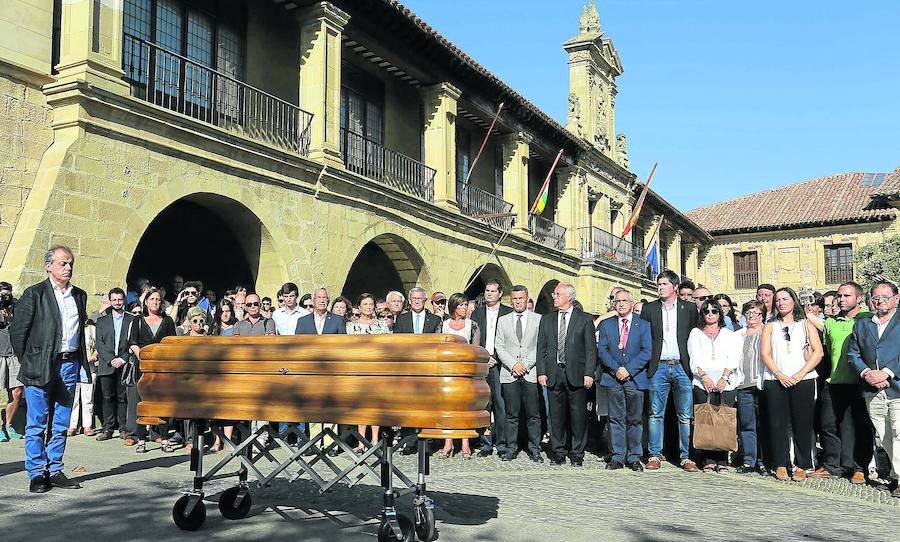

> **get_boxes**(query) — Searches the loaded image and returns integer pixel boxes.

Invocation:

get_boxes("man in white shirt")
[272,282,309,336]
[472,279,513,458]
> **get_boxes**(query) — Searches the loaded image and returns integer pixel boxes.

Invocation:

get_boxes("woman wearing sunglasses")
[760,287,824,482]
[688,299,741,472]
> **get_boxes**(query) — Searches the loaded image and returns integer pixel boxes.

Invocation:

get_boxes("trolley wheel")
[218,486,252,520]
[377,514,415,542]
[172,495,206,531]
[415,506,436,541]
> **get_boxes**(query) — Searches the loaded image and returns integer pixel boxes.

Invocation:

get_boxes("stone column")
[683,241,700,279]
[53,0,129,94]
[555,166,586,256]
[421,82,462,211]
[498,132,531,235]
[667,229,683,275]
[299,2,349,167]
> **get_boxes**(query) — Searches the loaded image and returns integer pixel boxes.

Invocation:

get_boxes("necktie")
[620,318,630,350]
[516,314,523,342]
[557,311,567,363]
[415,313,422,334]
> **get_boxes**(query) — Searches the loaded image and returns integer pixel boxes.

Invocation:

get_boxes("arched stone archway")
[125,193,282,297]
[535,279,559,315]
[341,233,431,302]
[463,263,514,305]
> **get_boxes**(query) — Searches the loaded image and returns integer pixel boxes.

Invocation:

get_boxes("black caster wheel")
[218,486,252,520]
[415,506,436,541]
[172,495,206,531]
[377,514,415,542]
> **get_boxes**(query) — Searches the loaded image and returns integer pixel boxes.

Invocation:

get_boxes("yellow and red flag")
[620,162,657,238]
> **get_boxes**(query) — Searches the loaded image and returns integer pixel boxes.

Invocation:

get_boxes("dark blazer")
[640,298,699,378]
[536,308,598,388]
[10,278,89,387]
[597,314,652,390]
[393,310,442,334]
[472,304,513,354]
[95,311,138,377]
[296,311,346,335]
[847,314,900,399]
[134,315,177,348]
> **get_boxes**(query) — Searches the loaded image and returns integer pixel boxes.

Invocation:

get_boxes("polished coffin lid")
[137,334,491,430]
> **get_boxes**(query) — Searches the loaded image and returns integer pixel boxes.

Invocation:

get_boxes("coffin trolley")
[137,334,490,541]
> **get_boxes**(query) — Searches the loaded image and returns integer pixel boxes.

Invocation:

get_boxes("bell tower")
[563,1,624,163]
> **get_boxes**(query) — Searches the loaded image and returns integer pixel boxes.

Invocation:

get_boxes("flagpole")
[462,102,505,186]
[529,149,564,214]
[613,162,657,255]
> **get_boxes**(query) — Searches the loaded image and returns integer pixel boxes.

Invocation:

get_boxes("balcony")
[122,34,312,156]
[340,129,435,201]
[579,227,645,271]
[530,215,566,251]
[825,265,854,285]
[734,271,759,290]
[456,183,516,229]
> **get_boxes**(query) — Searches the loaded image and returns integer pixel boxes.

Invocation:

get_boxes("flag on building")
[529,149,564,215]
[645,216,664,276]
[620,163,657,238]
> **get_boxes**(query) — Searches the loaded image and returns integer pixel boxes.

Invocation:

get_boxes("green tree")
[855,234,900,290]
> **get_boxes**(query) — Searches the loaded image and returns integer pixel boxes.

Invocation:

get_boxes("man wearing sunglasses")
[693,287,712,309]
[848,280,900,498]
[431,292,448,320]
[234,293,275,336]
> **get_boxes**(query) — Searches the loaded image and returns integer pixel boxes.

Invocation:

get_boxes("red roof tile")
[685,171,898,234]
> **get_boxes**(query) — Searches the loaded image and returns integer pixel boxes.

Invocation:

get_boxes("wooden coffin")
[137,334,491,431]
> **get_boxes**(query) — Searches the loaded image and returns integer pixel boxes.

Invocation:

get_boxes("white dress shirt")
[314,311,327,335]
[864,312,896,378]
[411,310,426,334]
[660,300,680,361]
[272,305,309,336]
[53,283,80,353]
[484,305,501,355]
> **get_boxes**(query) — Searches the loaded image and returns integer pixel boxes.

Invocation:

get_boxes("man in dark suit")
[393,287,441,334]
[598,289,652,471]
[10,246,87,492]
[848,280,900,498]
[297,288,345,453]
[536,282,598,466]
[640,269,699,471]
[471,279,513,458]
[95,287,137,443]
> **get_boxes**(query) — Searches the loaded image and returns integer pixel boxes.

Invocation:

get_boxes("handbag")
[692,393,738,452]
[120,319,139,387]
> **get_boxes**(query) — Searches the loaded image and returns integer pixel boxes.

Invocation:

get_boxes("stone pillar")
[53,0,129,94]
[299,2,349,167]
[421,82,462,211]
[666,229,683,275]
[498,132,531,235]
[555,166,586,256]
[683,241,700,280]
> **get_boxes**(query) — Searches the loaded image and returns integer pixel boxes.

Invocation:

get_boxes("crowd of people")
[1,246,898,500]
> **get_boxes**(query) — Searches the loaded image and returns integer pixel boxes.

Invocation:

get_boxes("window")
[339,78,385,175]
[734,251,759,290]
[494,145,504,199]
[456,127,472,186]
[825,244,853,284]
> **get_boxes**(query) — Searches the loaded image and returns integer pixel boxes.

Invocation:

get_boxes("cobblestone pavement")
[1,436,897,542]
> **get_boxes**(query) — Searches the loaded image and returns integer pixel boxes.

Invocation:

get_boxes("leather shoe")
[627,461,644,472]
[735,465,756,474]
[500,452,518,462]
[550,455,566,466]
[850,471,866,485]
[29,475,51,494]
[528,453,544,463]
[680,459,700,472]
[774,467,789,481]
[123,438,136,446]
[477,449,493,458]
[809,467,836,479]
[48,472,81,489]
[95,432,113,442]
[645,457,662,470]
[792,468,807,482]
[570,457,583,467]
[605,461,624,470]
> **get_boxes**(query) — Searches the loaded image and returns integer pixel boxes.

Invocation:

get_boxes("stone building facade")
[0,0,707,312]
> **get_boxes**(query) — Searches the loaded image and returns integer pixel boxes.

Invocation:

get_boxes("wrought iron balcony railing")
[456,183,516,229]
[122,34,312,155]
[734,271,759,290]
[825,265,854,285]
[530,215,566,251]
[579,227,645,270]
[340,129,435,201]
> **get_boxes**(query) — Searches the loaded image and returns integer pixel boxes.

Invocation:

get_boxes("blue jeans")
[606,380,643,464]
[648,362,693,461]
[735,387,759,468]
[25,360,78,479]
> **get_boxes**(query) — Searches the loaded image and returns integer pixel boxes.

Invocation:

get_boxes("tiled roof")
[873,167,900,199]
[686,171,898,234]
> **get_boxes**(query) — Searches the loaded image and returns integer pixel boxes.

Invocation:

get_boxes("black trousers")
[763,379,816,470]
[479,364,509,454]
[501,378,542,457]
[548,365,588,460]
[692,387,737,467]
[98,371,127,434]
[819,383,874,476]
